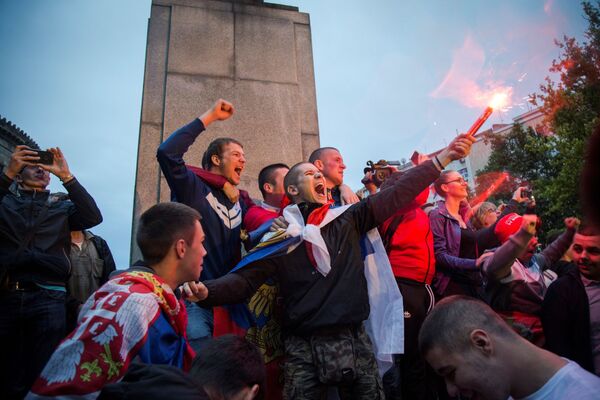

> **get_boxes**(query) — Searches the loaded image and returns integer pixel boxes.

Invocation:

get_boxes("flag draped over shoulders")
[219,203,404,376]
[28,271,194,399]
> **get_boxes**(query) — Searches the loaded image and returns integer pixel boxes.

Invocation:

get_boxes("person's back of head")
[419,295,517,357]
[189,335,265,400]
[471,202,497,230]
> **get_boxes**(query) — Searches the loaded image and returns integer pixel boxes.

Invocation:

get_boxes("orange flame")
[489,90,511,109]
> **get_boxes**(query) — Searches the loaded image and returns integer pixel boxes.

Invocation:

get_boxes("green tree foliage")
[476,1,600,239]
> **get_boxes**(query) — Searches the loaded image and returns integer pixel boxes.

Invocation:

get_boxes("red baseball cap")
[494,213,523,243]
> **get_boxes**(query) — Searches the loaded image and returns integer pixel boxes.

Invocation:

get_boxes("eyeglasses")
[444,177,467,185]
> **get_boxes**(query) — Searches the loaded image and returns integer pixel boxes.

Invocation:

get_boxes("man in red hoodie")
[244,163,289,232]
[378,171,437,400]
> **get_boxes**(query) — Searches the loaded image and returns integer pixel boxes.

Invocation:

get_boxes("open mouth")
[315,182,325,196]
[234,167,243,177]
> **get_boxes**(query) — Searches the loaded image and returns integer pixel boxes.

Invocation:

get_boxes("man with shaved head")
[419,296,600,399]
[185,134,476,399]
[308,146,359,206]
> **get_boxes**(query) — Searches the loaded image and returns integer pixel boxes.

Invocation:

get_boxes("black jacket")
[201,161,441,336]
[541,268,595,373]
[89,233,117,284]
[0,173,102,285]
[99,363,208,400]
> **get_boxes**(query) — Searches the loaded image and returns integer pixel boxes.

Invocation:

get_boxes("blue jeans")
[0,288,66,399]
[184,300,213,353]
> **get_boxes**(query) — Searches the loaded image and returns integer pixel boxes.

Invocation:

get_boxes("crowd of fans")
[1,98,599,399]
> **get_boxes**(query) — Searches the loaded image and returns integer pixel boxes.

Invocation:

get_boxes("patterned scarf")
[29,271,194,398]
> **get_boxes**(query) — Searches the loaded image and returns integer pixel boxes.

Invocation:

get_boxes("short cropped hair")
[201,137,243,169]
[283,162,312,200]
[136,202,201,265]
[308,147,339,164]
[419,295,517,356]
[578,223,600,236]
[190,335,265,400]
[433,170,455,197]
[258,163,289,197]
[471,202,497,230]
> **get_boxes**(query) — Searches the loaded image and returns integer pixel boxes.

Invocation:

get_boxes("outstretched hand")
[512,187,529,203]
[436,134,476,167]
[181,281,208,302]
[200,99,234,127]
[4,145,39,179]
[521,214,538,235]
[339,183,360,205]
[37,147,72,181]
[270,216,289,232]
[223,181,240,203]
[564,217,580,230]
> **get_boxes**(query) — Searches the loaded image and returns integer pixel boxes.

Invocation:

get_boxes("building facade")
[0,116,39,174]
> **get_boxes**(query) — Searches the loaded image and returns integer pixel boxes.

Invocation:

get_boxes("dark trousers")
[383,279,437,400]
[283,324,384,400]
[0,288,66,399]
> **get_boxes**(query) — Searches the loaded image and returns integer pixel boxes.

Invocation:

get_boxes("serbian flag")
[28,271,194,399]
[216,202,405,378]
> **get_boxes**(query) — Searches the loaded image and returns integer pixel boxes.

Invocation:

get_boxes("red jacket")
[243,204,279,232]
[379,188,435,284]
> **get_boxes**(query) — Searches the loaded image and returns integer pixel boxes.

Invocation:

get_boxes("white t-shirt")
[515,360,600,399]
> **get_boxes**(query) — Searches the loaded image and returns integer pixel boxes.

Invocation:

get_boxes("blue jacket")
[157,118,249,280]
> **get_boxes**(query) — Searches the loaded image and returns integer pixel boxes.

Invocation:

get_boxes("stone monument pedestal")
[131,0,320,261]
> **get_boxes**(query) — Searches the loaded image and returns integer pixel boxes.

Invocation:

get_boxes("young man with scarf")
[157,99,254,352]
[185,134,475,399]
[28,202,202,398]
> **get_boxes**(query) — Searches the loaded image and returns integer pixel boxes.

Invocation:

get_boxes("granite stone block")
[141,5,171,125]
[294,23,319,135]
[168,5,235,77]
[235,13,297,83]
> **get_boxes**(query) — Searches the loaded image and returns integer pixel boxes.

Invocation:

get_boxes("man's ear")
[246,384,260,400]
[175,239,186,259]
[313,159,324,170]
[211,154,221,167]
[263,182,273,195]
[469,329,493,356]
[287,184,299,197]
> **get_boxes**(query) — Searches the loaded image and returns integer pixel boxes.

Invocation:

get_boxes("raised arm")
[45,147,103,230]
[156,99,234,203]
[535,217,579,270]
[1,145,44,199]
[482,215,537,282]
[351,134,477,233]
[473,187,531,252]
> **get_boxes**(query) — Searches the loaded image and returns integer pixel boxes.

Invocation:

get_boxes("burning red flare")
[470,171,510,207]
[465,89,512,136]
[467,107,494,136]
